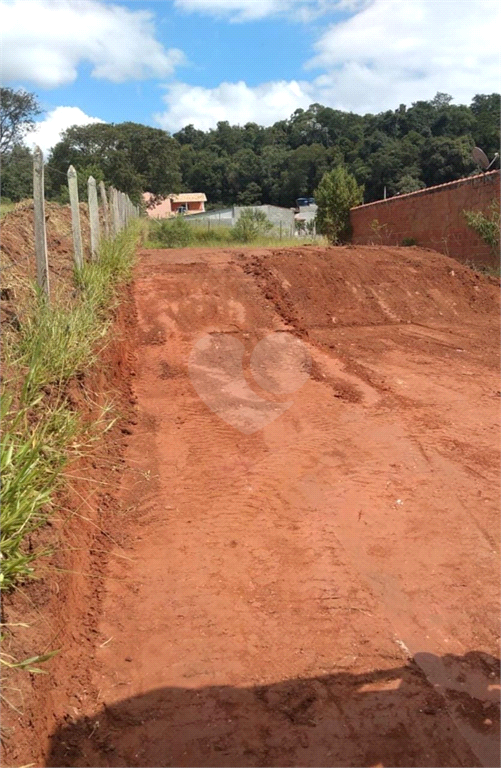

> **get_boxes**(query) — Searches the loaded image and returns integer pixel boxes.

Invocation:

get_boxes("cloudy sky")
[1,0,500,155]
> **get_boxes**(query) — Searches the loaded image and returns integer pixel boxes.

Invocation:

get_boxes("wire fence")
[33,145,140,300]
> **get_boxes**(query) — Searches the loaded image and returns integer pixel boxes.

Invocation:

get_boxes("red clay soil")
[1,200,93,282]
[3,244,501,768]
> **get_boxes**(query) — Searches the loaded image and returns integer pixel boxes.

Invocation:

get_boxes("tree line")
[1,87,499,208]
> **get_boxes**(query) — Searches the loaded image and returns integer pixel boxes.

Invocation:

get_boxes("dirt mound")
[240,244,499,331]
[1,202,93,320]
[1,200,92,273]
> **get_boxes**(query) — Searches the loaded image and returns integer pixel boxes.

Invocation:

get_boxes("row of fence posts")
[33,145,140,300]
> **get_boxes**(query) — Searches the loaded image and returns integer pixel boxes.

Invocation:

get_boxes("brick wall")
[350,170,499,268]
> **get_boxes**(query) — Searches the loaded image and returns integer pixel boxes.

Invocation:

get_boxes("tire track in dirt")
[47,246,499,767]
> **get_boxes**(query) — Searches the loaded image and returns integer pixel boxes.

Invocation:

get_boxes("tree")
[39,92,495,210]
[431,92,454,109]
[237,182,262,206]
[0,145,34,201]
[315,166,364,243]
[395,174,425,194]
[0,87,41,157]
[152,93,500,207]
[260,145,288,205]
[48,123,181,202]
[47,122,181,202]
[419,135,475,186]
[280,143,330,205]
[470,94,501,160]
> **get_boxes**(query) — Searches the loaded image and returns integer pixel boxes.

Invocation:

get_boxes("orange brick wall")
[350,170,499,268]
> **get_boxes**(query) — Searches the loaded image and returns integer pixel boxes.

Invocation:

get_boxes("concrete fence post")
[67,165,83,269]
[117,191,124,230]
[116,191,122,230]
[121,193,127,228]
[118,190,124,231]
[99,180,110,238]
[33,146,50,298]
[88,176,100,260]
[110,188,120,236]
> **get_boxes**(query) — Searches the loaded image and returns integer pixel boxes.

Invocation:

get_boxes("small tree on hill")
[315,166,364,243]
[0,87,41,158]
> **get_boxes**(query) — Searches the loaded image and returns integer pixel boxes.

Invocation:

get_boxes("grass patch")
[145,213,324,250]
[0,199,16,218]
[1,224,139,591]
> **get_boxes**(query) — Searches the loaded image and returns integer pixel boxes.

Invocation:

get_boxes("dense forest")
[1,91,499,207]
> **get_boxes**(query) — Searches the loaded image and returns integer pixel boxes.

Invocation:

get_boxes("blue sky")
[1,0,500,155]
[24,5,324,125]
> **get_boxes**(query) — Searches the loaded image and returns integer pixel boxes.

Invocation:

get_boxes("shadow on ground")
[47,652,499,768]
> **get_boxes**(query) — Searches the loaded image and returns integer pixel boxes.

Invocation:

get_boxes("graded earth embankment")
[2,244,499,768]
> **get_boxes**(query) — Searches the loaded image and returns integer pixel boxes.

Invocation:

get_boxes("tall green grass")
[1,225,139,591]
[146,214,322,249]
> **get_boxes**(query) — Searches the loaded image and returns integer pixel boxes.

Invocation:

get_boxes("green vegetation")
[2,89,499,206]
[0,87,41,157]
[0,198,15,218]
[1,648,59,675]
[41,91,500,208]
[232,208,273,242]
[315,166,364,243]
[149,214,195,248]
[1,145,33,204]
[463,201,500,257]
[147,208,301,248]
[1,226,139,591]
[47,122,181,204]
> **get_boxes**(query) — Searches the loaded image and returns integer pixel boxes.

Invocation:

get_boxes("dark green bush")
[152,216,194,248]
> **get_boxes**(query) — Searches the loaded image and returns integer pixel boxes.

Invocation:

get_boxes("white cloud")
[0,0,186,87]
[160,0,501,131]
[24,106,104,157]
[307,0,501,113]
[155,80,314,132]
[174,0,289,21]
[173,0,354,22]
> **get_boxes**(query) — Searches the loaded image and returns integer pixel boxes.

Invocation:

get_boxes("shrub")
[232,208,273,243]
[315,166,364,244]
[152,215,194,248]
[463,202,500,256]
[402,237,417,246]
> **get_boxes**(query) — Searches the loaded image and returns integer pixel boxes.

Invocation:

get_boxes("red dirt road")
[48,246,500,767]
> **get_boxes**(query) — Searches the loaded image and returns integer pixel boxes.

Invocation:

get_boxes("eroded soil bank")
[4,245,500,768]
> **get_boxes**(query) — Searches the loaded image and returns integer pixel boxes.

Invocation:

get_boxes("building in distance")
[143,192,207,218]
